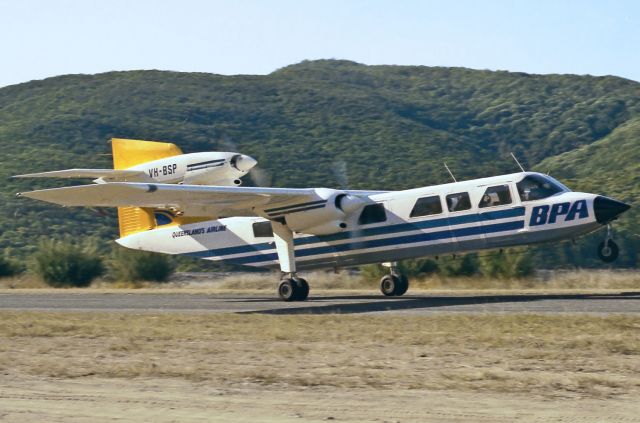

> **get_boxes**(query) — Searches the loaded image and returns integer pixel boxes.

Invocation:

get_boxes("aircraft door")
[477,183,518,248]
[445,191,483,252]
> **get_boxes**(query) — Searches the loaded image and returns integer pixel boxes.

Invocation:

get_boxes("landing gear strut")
[597,224,619,263]
[272,220,309,302]
[379,262,409,297]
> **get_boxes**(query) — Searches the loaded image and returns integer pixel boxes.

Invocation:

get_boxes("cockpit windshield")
[517,174,568,202]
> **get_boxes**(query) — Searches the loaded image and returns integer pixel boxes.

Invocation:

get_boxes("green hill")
[1,60,638,266]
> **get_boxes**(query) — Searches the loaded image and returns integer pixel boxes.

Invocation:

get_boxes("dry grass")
[212,269,640,291]
[1,312,639,400]
[411,269,640,290]
[216,270,367,290]
[0,274,48,289]
[3,269,638,291]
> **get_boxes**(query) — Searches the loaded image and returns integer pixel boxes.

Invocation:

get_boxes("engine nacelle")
[180,153,256,185]
[280,188,365,235]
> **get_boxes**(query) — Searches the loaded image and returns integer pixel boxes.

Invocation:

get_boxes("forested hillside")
[1,60,638,266]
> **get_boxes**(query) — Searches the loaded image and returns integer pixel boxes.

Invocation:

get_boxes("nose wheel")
[597,224,619,263]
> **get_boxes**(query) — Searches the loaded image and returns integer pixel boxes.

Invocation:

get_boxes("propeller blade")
[250,166,273,187]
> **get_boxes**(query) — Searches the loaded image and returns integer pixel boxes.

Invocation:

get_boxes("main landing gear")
[271,221,310,302]
[278,276,309,302]
[597,224,619,263]
[379,262,409,297]
[270,221,411,301]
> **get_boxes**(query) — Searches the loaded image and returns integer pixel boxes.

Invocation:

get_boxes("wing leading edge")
[13,169,145,181]
[17,182,326,218]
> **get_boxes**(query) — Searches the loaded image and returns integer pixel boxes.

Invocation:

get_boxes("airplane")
[16,138,631,301]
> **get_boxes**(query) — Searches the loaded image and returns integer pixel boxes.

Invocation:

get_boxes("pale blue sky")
[1,0,639,87]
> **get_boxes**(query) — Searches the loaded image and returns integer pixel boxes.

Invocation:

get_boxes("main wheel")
[598,240,619,263]
[380,274,400,296]
[278,278,298,301]
[295,278,309,301]
[395,274,409,296]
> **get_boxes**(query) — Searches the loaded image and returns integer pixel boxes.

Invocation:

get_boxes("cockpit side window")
[517,175,565,202]
[478,185,512,208]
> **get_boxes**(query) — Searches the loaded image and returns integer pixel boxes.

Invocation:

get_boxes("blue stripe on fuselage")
[187,207,525,260]
[223,220,525,265]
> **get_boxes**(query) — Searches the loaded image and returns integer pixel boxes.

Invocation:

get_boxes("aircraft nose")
[231,155,258,172]
[594,196,631,224]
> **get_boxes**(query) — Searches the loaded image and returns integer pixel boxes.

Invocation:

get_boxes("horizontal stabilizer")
[13,169,145,180]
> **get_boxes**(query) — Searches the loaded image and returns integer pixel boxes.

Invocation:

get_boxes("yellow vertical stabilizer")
[111,138,183,169]
[112,138,183,237]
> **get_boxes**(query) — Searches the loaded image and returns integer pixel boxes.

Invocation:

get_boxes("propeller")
[249,166,273,187]
[218,135,272,187]
[332,159,366,249]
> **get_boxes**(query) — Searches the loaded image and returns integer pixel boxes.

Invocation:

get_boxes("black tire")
[294,277,309,301]
[278,278,299,301]
[395,274,409,296]
[598,240,619,263]
[380,274,400,296]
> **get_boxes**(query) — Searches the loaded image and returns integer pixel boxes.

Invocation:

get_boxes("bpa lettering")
[530,200,588,226]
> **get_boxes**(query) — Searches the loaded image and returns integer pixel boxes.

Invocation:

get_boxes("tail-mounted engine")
[268,188,365,235]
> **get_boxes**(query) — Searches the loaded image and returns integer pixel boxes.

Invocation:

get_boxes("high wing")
[13,169,145,181]
[17,182,383,218]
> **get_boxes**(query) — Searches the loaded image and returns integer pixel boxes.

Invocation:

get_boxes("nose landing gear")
[597,224,619,263]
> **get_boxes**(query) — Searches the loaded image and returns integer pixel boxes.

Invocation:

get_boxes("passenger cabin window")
[517,175,565,202]
[410,196,442,218]
[478,185,512,208]
[446,192,471,212]
[358,203,387,225]
[252,221,273,237]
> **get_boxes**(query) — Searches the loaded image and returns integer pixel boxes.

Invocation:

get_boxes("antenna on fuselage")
[443,162,457,182]
[510,152,526,172]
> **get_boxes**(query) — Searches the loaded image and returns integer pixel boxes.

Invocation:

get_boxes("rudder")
[112,138,182,238]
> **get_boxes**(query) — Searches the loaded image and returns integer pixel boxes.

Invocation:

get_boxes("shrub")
[481,248,535,279]
[0,254,21,278]
[109,247,175,283]
[440,253,481,277]
[31,239,104,287]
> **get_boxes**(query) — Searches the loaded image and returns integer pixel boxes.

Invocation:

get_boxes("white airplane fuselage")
[117,172,618,270]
